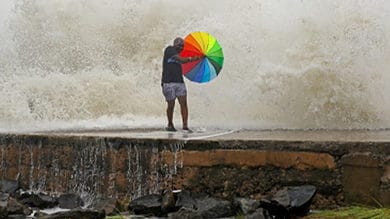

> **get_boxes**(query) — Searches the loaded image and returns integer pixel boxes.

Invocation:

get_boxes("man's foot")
[165,126,177,132]
[182,127,193,133]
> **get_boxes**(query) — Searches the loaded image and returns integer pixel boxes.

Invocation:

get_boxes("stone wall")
[0,134,389,208]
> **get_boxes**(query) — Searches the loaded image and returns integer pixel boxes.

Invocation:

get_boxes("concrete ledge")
[0,132,389,208]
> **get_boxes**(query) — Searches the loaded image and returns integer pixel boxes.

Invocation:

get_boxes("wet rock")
[259,199,289,218]
[195,196,236,218]
[234,197,260,214]
[175,190,197,209]
[90,197,119,216]
[161,189,177,213]
[17,192,58,209]
[58,193,83,209]
[0,193,8,218]
[167,207,202,219]
[7,214,26,219]
[245,208,266,219]
[273,185,317,216]
[40,209,105,219]
[7,197,32,215]
[0,179,20,194]
[260,185,317,218]
[0,192,9,202]
[0,201,8,219]
[128,194,162,216]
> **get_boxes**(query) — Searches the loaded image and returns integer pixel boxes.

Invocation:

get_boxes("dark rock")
[168,207,202,219]
[175,190,197,209]
[161,189,177,213]
[195,196,235,218]
[259,199,289,219]
[128,194,162,216]
[17,192,58,209]
[40,209,105,219]
[260,185,317,218]
[0,193,8,218]
[90,197,119,216]
[7,197,32,215]
[245,208,266,219]
[234,197,260,214]
[7,214,26,219]
[0,192,9,202]
[273,185,317,216]
[0,203,7,219]
[58,193,83,209]
[0,179,20,194]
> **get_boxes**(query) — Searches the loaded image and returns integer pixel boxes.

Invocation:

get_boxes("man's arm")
[173,55,201,64]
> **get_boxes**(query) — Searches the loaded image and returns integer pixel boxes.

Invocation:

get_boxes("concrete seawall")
[0,130,389,208]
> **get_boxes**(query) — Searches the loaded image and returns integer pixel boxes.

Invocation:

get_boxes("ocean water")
[0,0,390,132]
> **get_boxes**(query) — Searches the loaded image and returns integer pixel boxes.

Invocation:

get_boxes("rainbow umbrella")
[180,32,224,83]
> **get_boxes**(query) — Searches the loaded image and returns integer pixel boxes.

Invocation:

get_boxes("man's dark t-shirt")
[162,46,184,83]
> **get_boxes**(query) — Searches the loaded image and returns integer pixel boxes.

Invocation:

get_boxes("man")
[161,37,200,132]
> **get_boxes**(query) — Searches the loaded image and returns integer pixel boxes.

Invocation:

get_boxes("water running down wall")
[1,0,390,131]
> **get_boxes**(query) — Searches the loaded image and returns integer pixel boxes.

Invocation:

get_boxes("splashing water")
[1,0,390,131]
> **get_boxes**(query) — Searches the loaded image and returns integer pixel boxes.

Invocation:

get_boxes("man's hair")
[173,37,184,46]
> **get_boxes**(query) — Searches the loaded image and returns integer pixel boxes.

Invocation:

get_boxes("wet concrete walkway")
[31,128,390,142]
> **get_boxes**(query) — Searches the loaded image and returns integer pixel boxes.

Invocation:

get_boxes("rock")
[245,208,266,219]
[175,190,197,210]
[234,197,260,214]
[195,196,236,218]
[58,193,83,209]
[0,193,9,218]
[7,214,26,219]
[128,194,162,216]
[0,202,8,219]
[7,197,32,215]
[273,185,317,216]
[0,179,20,194]
[90,197,119,216]
[259,199,289,218]
[17,192,58,209]
[260,185,317,218]
[161,189,177,213]
[168,207,202,219]
[40,209,105,219]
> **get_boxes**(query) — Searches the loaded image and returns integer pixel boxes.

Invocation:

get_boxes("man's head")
[173,37,184,52]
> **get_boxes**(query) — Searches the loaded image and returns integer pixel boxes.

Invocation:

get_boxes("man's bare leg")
[166,100,175,129]
[177,95,188,130]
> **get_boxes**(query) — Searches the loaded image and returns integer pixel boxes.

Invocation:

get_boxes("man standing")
[161,37,200,132]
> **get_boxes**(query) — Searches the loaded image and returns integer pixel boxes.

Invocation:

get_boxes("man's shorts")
[162,83,187,101]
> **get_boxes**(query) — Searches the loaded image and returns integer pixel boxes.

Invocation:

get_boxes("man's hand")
[191,56,201,61]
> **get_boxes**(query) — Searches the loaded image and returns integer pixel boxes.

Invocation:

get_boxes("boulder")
[175,190,197,209]
[128,194,162,216]
[245,208,267,219]
[58,193,83,209]
[90,197,119,216]
[41,209,105,219]
[161,189,177,213]
[7,214,26,219]
[234,197,260,215]
[259,199,289,218]
[17,192,58,209]
[273,185,317,216]
[260,185,317,218]
[168,207,202,219]
[7,197,32,215]
[195,196,236,218]
[0,179,20,194]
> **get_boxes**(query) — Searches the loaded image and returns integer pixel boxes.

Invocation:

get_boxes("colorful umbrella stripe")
[181,32,224,83]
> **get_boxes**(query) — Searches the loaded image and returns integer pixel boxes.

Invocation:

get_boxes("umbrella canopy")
[180,32,224,83]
